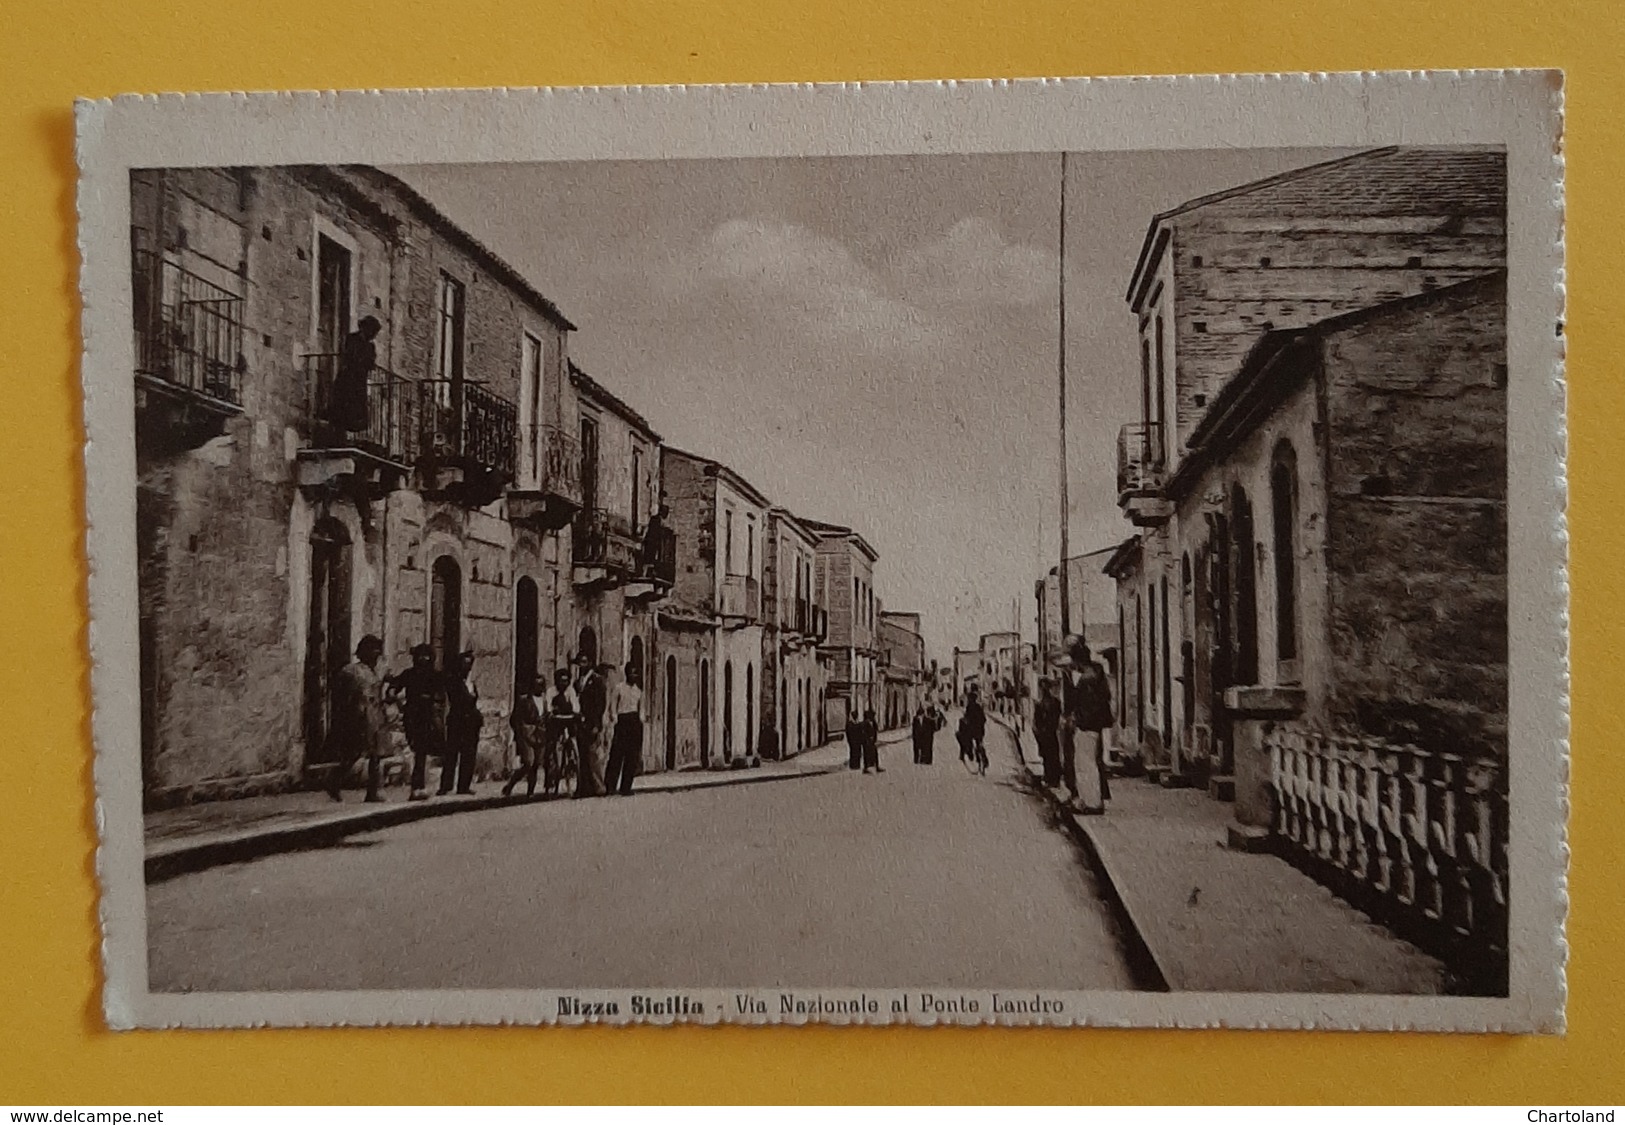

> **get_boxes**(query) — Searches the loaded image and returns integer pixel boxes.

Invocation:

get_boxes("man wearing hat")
[326,634,388,802]
[1060,634,1114,813]
[386,643,447,801]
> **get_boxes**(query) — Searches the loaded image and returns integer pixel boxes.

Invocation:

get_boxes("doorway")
[698,659,711,767]
[429,556,462,673]
[514,576,538,700]
[303,519,353,766]
[664,656,678,770]
[723,661,734,763]
[315,235,352,357]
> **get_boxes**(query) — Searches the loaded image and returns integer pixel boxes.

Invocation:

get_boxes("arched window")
[1271,442,1300,669]
[628,634,645,686]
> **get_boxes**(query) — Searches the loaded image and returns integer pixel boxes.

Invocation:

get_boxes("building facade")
[807,520,881,729]
[660,448,773,768]
[878,610,926,729]
[761,508,828,759]
[132,164,585,806]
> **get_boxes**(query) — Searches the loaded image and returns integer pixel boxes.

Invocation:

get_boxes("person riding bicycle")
[541,667,581,796]
[960,688,988,775]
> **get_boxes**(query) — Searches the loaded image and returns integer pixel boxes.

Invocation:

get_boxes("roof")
[1125,146,1507,308]
[879,610,922,632]
[570,362,661,441]
[338,166,578,331]
[1166,270,1506,500]
[663,446,772,509]
[800,517,880,564]
[768,507,820,548]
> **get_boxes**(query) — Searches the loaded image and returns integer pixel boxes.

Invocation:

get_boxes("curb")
[989,715,1173,993]
[146,760,843,884]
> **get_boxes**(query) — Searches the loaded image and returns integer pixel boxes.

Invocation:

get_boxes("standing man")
[910,703,935,766]
[1033,676,1063,790]
[845,705,864,771]
[440,649,482,796]
[504,671,548,799]
[861,707,883,774]
[386,643,446,802]
[326,634,388,802]
[329,315,382,435]
[1061,635,1114,814]
[574,660,610,797]
[603,659,645,796]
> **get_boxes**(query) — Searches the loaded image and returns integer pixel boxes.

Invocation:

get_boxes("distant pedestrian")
[504,672,549,799]
[911,704,936,765]
[861,708,882,773]
[603,660,644,796]
[1033,676,1063,789]
[1061,636,1114,814]
[845,708,864,770]
[386,643,446,801]
[328,315,381,434]
[325,634,388,802]
[440,649,481,796]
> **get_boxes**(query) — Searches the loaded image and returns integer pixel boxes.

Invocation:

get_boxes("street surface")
[148,721,1136,992]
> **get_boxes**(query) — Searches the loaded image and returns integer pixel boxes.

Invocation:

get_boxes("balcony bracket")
[296,448,409,501]
[135,374,242,456]
[508,489,580,533]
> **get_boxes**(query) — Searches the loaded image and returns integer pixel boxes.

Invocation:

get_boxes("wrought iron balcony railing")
[720,574,762,623]
[1116,421,1167,499]
[573,506,640,574]
[302,353,421,465]
[420,379,518,480]
[132,248,246,406]
[518,422,584,505]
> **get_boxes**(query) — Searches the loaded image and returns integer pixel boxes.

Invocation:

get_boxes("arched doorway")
[628,634,645,686]
[723,660,734,763]
[745,664,755,759]
[514,576,538,700]
[429,556,462,673]
[303,519,353,767]
[577,625,598,669]
[698,658,711,767]
[664,656,678,770]
[780,677,789,759]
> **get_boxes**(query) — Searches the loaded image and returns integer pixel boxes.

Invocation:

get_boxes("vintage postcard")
[77,73,1567,1031]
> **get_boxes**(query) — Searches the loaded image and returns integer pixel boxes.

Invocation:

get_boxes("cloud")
[891,217,1057,309]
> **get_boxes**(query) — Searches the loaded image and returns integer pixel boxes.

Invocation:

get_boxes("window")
[724,508,735,574]
[520,332,542,486]
[1147,579,1158,705]
[1154,314,1166,429]
[631,445,643,528]
[1271,443,1300,668]
[436,272,465,405]
[747,518,755,579]
[1140,338,1152,428]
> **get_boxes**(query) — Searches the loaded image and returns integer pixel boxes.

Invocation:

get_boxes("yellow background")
[0,0,1616,1105]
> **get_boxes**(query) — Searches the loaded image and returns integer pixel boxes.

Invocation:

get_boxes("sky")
[389,147,1352,663]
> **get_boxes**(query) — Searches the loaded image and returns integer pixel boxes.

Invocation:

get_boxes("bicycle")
[958,732,989,777]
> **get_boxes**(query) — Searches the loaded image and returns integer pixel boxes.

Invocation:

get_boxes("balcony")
[508,423,584,532]
[572,506,640,590]
[624,523,677,602]
[719,574,762,626]
[1117,421,1174,526]
[296,353,420,497]
[419,380,518,506]
[132,247,246,451]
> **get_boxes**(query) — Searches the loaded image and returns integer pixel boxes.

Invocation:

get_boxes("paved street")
[148,721,1136,992]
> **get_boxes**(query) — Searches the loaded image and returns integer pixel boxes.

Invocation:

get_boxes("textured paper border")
[77,71,1568,1032]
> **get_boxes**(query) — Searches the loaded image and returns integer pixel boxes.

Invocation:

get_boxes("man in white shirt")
[603,660,645,796]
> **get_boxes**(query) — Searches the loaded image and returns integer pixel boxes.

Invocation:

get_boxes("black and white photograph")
[77,74,1567,1030]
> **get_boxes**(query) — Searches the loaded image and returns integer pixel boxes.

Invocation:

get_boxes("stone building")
[659,448,772,768]
[952,647,979,706]
[763,508,828,758]
[131,164,585,806]
[878,610,926,729]
[1110,145,1506,787]
[976,630,1021,716]
[805,520,881,730]
[568,363,674,771]
[1106,146,1509,984]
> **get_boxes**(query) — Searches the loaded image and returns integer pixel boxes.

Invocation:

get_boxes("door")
[519,332,542,486]
[577,625,598,668]
[745,664,755,759]
[303,520,352,765]
[698,659,711,767]
[579,416,600,513]
[429,556,462,673]
[514,577,539,700]
[316,235,352,356]
[723,661,734,763]
[628,634,644,687]
[665,656,678,770]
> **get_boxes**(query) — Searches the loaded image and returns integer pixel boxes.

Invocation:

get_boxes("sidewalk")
[145,732,887,883]
[990,716,1447,994]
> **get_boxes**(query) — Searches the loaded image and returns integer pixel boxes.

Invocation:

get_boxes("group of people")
[844,708,884,773]
[1031,635,1115,815]
[323,635,645,803]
